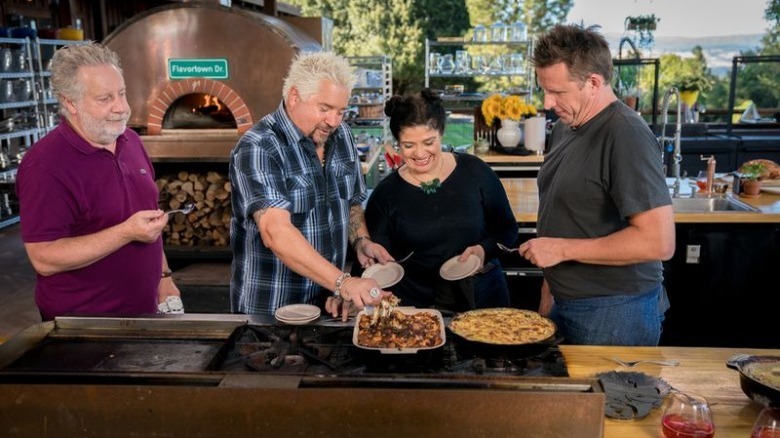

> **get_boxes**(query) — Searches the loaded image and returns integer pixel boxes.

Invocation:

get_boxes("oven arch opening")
[162,93,237,130]
[146,78,254,135]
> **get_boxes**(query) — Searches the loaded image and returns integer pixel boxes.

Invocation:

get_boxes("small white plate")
[439,254,481,281]
[275,304,321,324]
[361,262,404,288]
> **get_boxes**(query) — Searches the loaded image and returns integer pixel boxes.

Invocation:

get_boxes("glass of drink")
[695,170,709,192]
[661,391,714,438]
[751,407,780,438]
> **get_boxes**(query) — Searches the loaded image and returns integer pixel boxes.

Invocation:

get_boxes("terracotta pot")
[741,179,761,196]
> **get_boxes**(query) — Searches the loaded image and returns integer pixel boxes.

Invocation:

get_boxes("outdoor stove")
[0,315,605,437]
[214,324,568,382]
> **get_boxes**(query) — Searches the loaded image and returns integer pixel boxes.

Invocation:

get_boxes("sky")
[566,0,772,38]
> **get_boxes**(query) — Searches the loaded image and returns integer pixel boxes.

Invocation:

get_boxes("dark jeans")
[550,284,669,346]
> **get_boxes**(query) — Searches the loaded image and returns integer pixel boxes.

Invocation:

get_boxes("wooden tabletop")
[476,150,546,164]
[560,345,778,437]
[501,178,780,224]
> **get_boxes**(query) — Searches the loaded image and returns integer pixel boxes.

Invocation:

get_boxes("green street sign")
[168,59,229,79]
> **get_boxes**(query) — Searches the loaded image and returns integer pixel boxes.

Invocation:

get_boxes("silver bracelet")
[334,272,351,298]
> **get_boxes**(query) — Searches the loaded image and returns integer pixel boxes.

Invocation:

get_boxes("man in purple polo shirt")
[15,42,182,320]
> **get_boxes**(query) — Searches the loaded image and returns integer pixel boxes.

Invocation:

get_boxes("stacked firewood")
[156,171,231,247]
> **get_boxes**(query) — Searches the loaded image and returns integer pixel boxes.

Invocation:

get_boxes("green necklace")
[408,157,444,195]
[418,178,441,195]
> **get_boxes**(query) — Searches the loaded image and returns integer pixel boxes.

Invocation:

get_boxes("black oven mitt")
[597,371,670,420]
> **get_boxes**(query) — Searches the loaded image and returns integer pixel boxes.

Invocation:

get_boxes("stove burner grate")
[215,324,567,378]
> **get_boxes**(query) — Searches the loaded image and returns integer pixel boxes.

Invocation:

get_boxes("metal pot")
[0,117,14,133]
[727,354,780,406]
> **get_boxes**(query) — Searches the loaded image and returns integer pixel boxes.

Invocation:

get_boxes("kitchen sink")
[671,196,761,213]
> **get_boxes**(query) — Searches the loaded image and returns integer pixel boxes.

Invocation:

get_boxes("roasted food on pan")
[449,308,556,345]
[356,308,444,349]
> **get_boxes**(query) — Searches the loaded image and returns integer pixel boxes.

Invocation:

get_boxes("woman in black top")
[359,89,518,311]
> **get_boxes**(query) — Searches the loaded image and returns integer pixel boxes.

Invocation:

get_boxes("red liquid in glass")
[662,414,714,438]
[696,179,708,191]
[752,427,780,438]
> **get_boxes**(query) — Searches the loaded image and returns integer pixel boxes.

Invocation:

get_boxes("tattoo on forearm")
[348,205,366,242]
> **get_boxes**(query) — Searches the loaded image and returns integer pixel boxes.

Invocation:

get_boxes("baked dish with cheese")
[449,308,556,345]
[354,308,445,352]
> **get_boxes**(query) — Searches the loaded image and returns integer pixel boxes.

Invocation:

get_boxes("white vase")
[497,119,523,148]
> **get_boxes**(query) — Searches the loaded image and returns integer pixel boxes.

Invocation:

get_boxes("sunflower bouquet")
[481,94,537,127]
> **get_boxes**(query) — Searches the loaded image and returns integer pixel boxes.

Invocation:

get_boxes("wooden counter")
[561,345,778,438]
[502,178,780,224]
[476,150,545,165]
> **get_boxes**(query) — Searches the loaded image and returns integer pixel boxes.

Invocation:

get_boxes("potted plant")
[738,161,765,196]
[624,14,659,48]
[676,74,712,108]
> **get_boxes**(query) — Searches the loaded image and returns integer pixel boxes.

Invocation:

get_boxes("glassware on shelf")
[471,55,486,74]
[455,50,470,74]
[509,21,527,42]
[439,54,455,75]
[472,24,487,43]
[487,54,504,74]
[508,53,524,74]
[428,52,441,75]
[490,21,507,42]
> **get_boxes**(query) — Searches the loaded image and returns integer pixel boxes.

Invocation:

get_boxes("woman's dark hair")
[384,88,446,141]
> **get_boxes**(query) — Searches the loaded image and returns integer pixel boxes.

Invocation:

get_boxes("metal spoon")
[166,203,195,216]
[395,251,414,263]
[497,243,520,253]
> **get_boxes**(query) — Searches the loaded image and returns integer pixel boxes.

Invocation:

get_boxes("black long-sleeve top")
[364,152,518,308]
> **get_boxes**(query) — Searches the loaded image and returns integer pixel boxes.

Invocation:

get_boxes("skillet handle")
[726,353,750,370]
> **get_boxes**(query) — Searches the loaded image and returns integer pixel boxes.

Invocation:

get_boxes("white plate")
[439,254,481,281]
[274,304,321,324]
[361,262,404,288]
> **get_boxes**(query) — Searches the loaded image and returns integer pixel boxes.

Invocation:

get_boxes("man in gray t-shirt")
[519,24,675,346]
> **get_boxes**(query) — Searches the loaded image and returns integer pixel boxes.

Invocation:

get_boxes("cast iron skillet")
[447,308,560,359]
[726,354,780,406]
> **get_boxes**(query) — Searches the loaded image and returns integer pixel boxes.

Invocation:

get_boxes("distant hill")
[605,33,765,77]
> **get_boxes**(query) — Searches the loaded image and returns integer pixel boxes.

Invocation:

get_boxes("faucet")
[659,87,682,197]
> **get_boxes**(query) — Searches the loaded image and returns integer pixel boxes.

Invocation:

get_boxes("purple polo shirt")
[16,121,162,320]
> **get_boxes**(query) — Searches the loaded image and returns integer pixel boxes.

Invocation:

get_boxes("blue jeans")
[550,285,669,346]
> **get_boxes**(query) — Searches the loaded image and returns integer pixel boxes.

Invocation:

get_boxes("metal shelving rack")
[424,38,535,107]
[0,36,43,228]
[33,38,91,134]
[347,55,392,143]
[612,57,660,126]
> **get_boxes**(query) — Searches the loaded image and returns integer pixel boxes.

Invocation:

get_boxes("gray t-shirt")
[537,100,672,300]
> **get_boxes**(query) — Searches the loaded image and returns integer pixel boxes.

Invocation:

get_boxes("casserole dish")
[352,307,445,354]
[727,354,780,406]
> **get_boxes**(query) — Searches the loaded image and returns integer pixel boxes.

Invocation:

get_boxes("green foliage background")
[285,0,779,120]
